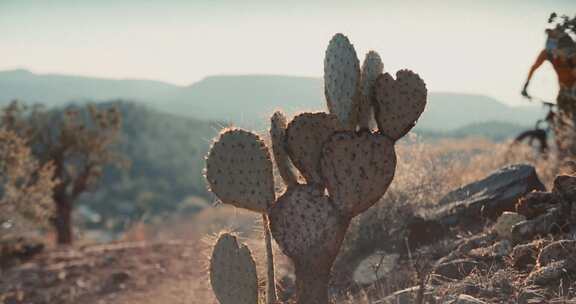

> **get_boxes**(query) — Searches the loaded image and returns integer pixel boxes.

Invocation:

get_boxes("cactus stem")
[263,214,278,304]
[294,263,331,304]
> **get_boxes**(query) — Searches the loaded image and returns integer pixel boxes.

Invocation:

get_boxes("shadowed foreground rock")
[432,164,546,225]
[406,164,545,249]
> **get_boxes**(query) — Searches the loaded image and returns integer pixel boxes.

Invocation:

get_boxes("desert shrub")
[0,128,56,240]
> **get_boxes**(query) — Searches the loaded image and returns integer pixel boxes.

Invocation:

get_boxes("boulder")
[386,165,544,257]
[432,164,545,225]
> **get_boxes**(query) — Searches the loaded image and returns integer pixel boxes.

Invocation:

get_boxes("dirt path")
[1,240,217,304]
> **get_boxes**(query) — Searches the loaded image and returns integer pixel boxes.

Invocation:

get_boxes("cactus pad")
[205,129,275,213]
[270,111,299,187]
[374,70,427,141]
[358,51,384,130]
[285,112,343,185]
[320,131,397,217]
[324,33,361,129]
[269,184,341,260]
[210,233,258,304]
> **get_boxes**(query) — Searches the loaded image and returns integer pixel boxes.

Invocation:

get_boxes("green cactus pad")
[324,33,361,129]
[205,129,275,213]
[374,70,427,141]
[210,233,259,304]
[358,51,384,130]
[320,131,396,217]
[285,112,344,185]
[270,111,299,187]
[269,184,341,260]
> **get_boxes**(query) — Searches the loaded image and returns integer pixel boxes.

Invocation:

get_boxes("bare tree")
[1,101,124,245]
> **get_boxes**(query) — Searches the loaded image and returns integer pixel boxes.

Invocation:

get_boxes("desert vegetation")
[0,101,124,244]
[3,7,576,304]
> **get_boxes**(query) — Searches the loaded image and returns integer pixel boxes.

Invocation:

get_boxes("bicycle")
[511,98,556,155]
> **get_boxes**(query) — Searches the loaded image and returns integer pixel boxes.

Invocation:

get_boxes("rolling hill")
[0,69,545,131]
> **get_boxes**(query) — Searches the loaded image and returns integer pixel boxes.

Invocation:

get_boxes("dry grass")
[389,134,557,210]
[130,135,563,303]
[333,135,560,302]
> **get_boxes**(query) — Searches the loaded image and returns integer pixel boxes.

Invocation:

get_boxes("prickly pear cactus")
[270,111,299,187]
[374,70,427,140]
[204,32,427,304]
[320,131,397,217]
[285,112,344,185]
[205,128,279,303]
[210,233,258,304]
[358,51,384,130]
[324,33,361,129]
[269,184,341,259]
[205,128,275,213]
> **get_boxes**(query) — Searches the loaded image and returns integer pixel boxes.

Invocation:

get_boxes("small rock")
[352,252,399,285]
[448,294,487,304]
[100,271,131,294]
[492,240,512,257]
[515,191,557,219]
[552,175,576,199]
[439,233,496,264]
[58,271,67,280]
[525,259,575,285]
[434,259,484,280]
[494,212,526,239]
[76,278,87,288]
[511,208,563,243]
[511,240,550,269]
[0,236,45,269]
[517,287,546,304]
[380,285,434,304]
[537,240,576,267]
[469,240,511,259]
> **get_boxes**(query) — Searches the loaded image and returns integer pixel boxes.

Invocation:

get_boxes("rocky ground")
[3,164,576,303]
[341,164,576,303]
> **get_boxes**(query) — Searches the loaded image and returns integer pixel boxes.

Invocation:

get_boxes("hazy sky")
[1,0,575,105]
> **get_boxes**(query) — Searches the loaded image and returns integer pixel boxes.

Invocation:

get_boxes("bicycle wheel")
[512,129,548,154]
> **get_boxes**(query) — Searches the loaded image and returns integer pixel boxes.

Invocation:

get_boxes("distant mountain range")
[0,69,545,232]
[0,69,546,131]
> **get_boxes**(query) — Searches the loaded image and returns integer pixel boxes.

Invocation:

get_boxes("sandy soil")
[0,240,217,304]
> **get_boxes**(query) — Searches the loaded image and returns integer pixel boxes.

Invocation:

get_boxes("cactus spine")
[205,33,427,304]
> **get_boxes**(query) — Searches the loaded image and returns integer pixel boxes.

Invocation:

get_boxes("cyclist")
[522,27,576,159]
